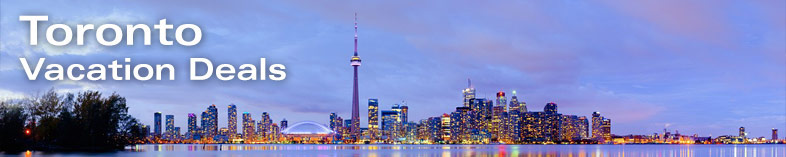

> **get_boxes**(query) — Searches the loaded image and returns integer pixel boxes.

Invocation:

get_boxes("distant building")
[242,112,255,141]
[165,115,174,140]
[281,119,288,130]
[154,112,162,138]
[739,127,746,138]
[441,114,451,142]
[463,79,476,108]
[592,112,612,143]
[204,105,219,139]
[228,104,237,138]
[381,110,399,142]
[188,113,198,139]
[368,99,379,141]
[773,128,778,140]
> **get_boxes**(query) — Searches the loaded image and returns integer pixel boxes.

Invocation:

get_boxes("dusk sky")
[1,0,784,138]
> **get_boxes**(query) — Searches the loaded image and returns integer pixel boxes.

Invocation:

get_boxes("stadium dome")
[282,121,334,135]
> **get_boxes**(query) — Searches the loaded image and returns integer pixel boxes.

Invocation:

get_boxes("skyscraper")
[578,116,590,140]
[592,112,602,141]
[496,91,507,108]
[349,12,362,141]
[165,115,175,140]
[542,103,561,142]
[260,112,271,141]
[401,104,408,123]
[381,110,399,142]
[201,111,208,139]
[204,105,219,139]
[773,128,778,140]
[441,114,451,142]
[463,79,476,108]
[368,99,379,141]
[509,90,519,112]
[739,127,746,138]
[154,112,162,138]
[281,119,288,130]
[601,119,611,142]
[188,113,197,139]
[330,113,339,131]
[242,112,255,141]
[228,104,237,138]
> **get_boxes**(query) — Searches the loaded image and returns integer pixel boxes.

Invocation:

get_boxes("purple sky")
[1,0,784,138]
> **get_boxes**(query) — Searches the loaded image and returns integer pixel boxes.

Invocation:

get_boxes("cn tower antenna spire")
[354,12,358,56]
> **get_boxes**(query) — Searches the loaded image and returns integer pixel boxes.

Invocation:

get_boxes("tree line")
[0,89,146,152]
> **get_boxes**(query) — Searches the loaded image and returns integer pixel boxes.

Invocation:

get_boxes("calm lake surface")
[11,144,786,156]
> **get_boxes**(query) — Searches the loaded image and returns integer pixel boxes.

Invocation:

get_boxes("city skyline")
[0,0,784,139]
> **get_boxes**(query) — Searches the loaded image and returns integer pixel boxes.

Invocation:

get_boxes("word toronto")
[17,15,286,81]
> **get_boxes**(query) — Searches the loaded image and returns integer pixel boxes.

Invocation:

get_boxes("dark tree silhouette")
[0,89,145,152]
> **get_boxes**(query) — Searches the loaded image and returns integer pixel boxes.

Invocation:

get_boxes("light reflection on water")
[14,144,786,156]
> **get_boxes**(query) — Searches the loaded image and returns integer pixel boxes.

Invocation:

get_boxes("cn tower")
[349,12,362,141]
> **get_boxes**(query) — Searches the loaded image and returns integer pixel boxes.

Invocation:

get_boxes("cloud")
[0,89,28,101]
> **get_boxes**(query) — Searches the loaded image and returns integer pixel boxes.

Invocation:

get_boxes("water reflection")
[15,144,785,156]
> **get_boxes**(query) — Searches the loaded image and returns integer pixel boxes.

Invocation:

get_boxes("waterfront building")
[165,115,174,140]
[578,116,590,139]
[463,79,476,108]
[368,99,379,141]
[441,114,451,142]
[260,112,271,141]
[602,118,612,142]
[381,110,399,142]
[188,113,198,140]
[228,104,237,138]
[329,113,339,131]
[205,105,219,139]
[242,112,255,142]
[154,112,162,138]
[773,128,778,140]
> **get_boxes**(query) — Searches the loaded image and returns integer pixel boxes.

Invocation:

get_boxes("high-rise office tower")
[188,113,197,136]
[381,110,399,142]
[242,112,255,141]
[281,119,288,130]
[591,112,611,143]
[739,127,746,138]
[228,104,237,137]
[463,79,476,108]
[496,91,507,109]
[401,104,408,124]
[165,115,174,140]
[201,111,208,138]
[349,13,363,141]
[578,116,590,139]
[509,90,519,112]
[441,114,451,142]
[601,119,611,142]
[330,113,339,131]
[592,112,602,141]
[260,112,271,140]
[205,105,219,138]
[154,112,162,138]
[368,99,379,140]
[542,102,561,142]
[773,128,778,140]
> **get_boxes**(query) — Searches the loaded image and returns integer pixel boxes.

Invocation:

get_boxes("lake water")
[12,144,786,156]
